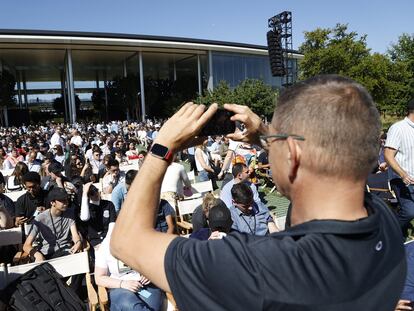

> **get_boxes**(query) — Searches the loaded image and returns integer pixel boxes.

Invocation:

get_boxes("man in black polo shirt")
[111,75,406,310]
[15,172,48,226]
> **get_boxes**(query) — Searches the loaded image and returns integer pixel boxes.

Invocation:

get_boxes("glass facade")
[0,34,300,125]
[212,52,285,89]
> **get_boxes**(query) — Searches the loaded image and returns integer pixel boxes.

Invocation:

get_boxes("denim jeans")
[109,285,164,311]
[197,170,209,182]
[390,179,414,230]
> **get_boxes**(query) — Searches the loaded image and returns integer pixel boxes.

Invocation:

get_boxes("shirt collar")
[404,117,414,128]
[283,193,380,236]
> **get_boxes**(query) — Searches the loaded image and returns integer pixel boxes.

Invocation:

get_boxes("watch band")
[150,143,174,162]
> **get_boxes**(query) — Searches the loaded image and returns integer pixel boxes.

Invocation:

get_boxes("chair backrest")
[187,171,195,183]
[191,180,213,194]
[4,190,26,202]
[274,216,286,231]
[0,226,23,247]
[1,251,90,289]
[366,172,397,202]
[177,198,203,217]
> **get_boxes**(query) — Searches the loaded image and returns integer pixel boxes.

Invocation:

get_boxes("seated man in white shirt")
[95,223,164,311]
[220,162,262,208]
[25,150,42,173]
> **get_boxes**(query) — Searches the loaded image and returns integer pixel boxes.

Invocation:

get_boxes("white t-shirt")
[195,148,210,172]
[70,135,83,147]
[95,230,141,281]
[161,162,191,195]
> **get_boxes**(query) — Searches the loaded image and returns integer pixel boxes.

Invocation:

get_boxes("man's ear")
[286,137,302,183]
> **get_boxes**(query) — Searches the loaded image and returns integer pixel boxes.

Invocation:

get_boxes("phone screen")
[199,109,235,137]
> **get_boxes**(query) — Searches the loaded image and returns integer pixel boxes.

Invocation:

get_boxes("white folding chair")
[4,189,26,202]
[274,216,286,231]
[176,197,203,235]
[0,227,23,247]
[187,170,195,183]
[4,251,90,286]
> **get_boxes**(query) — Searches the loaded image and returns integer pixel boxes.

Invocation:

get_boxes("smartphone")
[199,109,235,136]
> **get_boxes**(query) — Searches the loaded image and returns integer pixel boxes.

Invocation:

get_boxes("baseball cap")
[48,161,64,174]
[47,187,68,202]
[208,199,233,232]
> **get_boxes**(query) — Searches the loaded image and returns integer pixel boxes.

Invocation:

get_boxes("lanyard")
[49,210,63,250]
[240,213,257,235]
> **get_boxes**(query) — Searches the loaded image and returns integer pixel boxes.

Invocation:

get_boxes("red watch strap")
[164,150,173,162]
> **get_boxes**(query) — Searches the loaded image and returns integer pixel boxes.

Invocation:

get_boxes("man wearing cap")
[23,188,82,262]
[112,76,406,310]
[385,99,414,235]
[45,160,72,191]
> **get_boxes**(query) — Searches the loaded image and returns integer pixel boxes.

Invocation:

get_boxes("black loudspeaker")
[267,30,285,76]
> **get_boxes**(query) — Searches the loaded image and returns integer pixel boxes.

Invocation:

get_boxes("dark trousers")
[390,178,414,234]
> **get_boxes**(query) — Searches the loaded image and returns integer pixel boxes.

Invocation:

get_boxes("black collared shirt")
[165,193,406,311]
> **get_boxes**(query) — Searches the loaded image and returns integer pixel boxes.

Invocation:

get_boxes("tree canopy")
[298,24,413,116]
[196,79,278,118]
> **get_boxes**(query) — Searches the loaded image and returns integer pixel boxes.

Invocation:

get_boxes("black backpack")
[6,262,86,311]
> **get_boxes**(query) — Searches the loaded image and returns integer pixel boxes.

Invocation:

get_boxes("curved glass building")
[0,30,301,125]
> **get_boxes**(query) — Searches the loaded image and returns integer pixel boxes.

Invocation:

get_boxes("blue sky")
[1,0,413,53]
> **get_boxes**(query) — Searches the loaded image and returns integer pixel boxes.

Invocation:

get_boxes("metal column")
[207,51,214,92]
[197,54,202,95]
[66,49,77,124]
[138,51,146,122]
[16,71,23,109]
[22,71,28,109]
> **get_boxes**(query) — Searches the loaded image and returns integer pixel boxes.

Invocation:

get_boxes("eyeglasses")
[259,133,305,150]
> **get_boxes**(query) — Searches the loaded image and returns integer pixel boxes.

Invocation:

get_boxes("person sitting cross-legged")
[23,187,83,262]
[230,182,278,236]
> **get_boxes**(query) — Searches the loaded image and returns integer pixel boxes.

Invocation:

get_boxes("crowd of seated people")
[0,118,411,310]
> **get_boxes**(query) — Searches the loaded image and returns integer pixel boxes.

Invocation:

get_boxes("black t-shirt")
[15,190,47,218]
[0,193,16,217]
[83,200,116,246]
[165,193,406,311]
[191,205,208,233]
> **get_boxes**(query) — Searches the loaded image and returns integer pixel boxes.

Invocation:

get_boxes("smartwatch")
[149,143,173,162]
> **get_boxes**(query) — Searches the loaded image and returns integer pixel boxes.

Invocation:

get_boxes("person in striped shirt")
[385,99,414,235]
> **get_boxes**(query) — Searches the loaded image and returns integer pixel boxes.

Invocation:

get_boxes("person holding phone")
[112,75,406,310]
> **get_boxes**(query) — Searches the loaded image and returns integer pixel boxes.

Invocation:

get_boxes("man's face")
[25,181,40,197]
[53,199,69,212]
[109,165,120,176]
[233,200,254,215]
[50,171,60,180]
[267,127,290,198]
[237,166,250,182]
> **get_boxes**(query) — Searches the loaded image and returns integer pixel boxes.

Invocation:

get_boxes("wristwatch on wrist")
[149,143,173,162]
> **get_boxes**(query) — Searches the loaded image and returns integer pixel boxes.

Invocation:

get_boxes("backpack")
[6,262,86,311]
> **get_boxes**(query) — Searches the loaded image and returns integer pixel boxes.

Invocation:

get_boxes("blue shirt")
[111,182,127,214]
[229,202,272,236]
[220,179,262,208]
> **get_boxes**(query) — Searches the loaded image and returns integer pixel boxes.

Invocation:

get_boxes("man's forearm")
[111,154,169,263]
[384,150,407,178]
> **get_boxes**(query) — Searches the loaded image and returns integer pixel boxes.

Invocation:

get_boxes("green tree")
[196,79,277,118]
[298,24,411,116]
[387,33,414,110]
